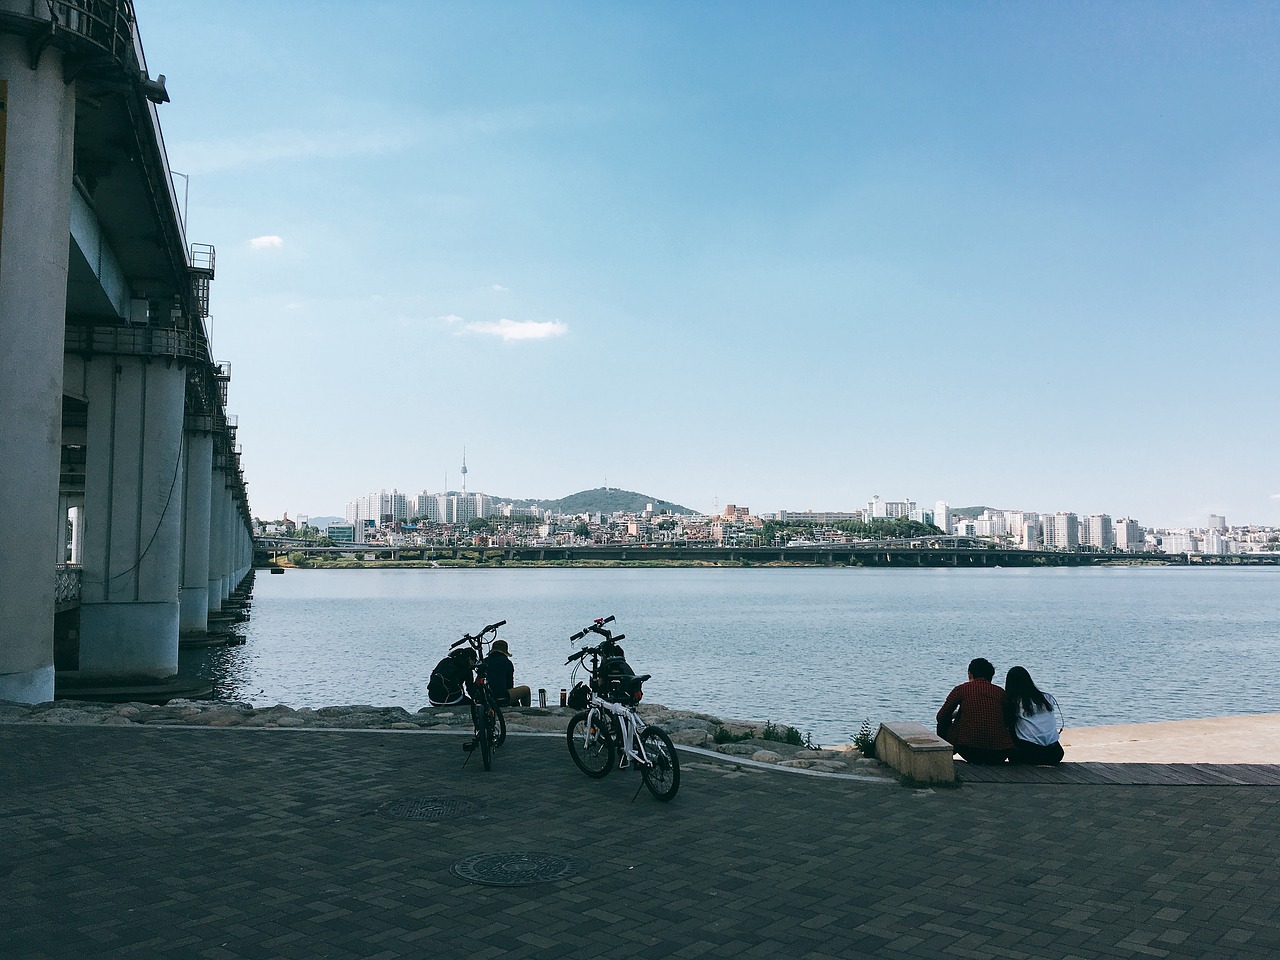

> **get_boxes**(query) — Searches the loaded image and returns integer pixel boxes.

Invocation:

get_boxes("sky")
[134,1,1280,528]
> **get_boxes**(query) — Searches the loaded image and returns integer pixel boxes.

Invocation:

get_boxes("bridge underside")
[0,3,252,703]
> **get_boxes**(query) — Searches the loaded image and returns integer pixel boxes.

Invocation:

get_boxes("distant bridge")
[251,541,1280,568]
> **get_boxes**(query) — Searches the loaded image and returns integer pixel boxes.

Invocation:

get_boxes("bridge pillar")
[0,38,76,703]
[208,467,227,613]
[180,427,213,633]
[76,357,186,680]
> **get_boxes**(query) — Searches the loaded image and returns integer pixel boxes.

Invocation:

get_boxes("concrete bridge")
[1,1,252,703]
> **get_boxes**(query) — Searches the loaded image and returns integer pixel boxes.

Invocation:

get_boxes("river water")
[184,565,1280,747]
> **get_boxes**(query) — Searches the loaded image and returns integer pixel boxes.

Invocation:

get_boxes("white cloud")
[491,284,508,292]
[1271,493,1280,500]
[249,235,283,249]
[449,317,569,341]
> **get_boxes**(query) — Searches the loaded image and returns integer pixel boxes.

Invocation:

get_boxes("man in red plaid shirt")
[936,657,1014,764]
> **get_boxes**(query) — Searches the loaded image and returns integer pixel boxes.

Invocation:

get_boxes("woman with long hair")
[1003,666,1065,765]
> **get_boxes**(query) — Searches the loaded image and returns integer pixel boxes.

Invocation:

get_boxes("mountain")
[949,506,995,519]
[504,487,699,516]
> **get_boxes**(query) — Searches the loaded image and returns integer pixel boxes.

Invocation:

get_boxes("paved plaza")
[3,724,1279,959]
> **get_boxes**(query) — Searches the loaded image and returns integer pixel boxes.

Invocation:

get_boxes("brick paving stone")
[2,724,1280,959]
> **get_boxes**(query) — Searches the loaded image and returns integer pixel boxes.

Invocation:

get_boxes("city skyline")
[294,473,1266,536]
[137,2,1280,530]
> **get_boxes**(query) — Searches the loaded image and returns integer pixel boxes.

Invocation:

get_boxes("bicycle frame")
[585,691,654,769]
[451,620,507,770]
[564,616,681,802]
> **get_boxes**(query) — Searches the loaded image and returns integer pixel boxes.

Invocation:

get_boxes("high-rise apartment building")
[1208,514,1227,531]
[1114,517,1144,553]
[868,496,916,519]
[1043,512,1080,551]
[1082,514,1114,551]
[934,501,951,535]
[344,490,408,525]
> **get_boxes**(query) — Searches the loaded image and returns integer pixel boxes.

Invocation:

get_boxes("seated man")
[427,647,476,706]
[936,657,1014,764]
[481,639,531,707]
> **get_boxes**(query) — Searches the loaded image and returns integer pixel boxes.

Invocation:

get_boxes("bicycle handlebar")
[563,633,625,665]
[449,620,506,650]
[569,615,616,643]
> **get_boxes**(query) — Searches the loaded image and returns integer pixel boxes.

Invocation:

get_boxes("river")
[184,565,1280,747]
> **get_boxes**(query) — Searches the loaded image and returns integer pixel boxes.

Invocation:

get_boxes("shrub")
[762,721,814,748]
[713,726,754,744]
[853,718,877,758]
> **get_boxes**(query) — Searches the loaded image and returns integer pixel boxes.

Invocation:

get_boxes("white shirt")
[1011,694,1060,746]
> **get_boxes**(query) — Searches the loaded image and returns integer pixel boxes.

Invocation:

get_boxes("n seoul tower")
[460,449,468,495]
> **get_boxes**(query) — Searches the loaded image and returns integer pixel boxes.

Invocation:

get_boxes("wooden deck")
[955,761,1280,786]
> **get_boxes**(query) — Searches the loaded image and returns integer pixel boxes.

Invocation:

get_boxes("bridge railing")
[51,1,137,63]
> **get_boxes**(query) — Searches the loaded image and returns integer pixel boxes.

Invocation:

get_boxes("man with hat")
[482,639,531,707]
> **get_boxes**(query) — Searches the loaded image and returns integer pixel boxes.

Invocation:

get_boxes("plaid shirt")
[938,678,1014,750]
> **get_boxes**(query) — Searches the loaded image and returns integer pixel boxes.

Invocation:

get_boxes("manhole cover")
[379,796,483,821]
[450,852,586,886]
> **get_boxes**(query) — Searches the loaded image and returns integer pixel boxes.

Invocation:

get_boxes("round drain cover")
[450,852,585,886]
[379,796,483,821]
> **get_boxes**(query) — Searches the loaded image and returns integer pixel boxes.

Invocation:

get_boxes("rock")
[713,743,760,757]
[667,729,709,747]
[34,708,83,723]
[751,750,783,763]
[273,716,307,727]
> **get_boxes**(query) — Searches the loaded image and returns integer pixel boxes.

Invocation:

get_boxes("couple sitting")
[936,657,1064,765]
[427,640,531,708]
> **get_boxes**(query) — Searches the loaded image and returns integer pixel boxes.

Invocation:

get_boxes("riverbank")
[7,697,1276,765]
[0,697,884,777]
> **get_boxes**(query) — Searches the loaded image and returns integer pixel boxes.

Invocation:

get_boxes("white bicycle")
[564,616,680,802]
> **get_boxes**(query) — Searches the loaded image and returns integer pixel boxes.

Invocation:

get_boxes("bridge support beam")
[75,357,186,681]
[208,466,228,613]
[0,38,76,703]
[180,428,213,634]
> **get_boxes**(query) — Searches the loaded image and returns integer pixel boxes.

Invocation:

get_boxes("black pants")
[1009,738,1064,765]
[956,746,1009,765]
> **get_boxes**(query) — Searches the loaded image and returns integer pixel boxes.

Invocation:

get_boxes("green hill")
[503,487,698,516]
[949,506,994,519]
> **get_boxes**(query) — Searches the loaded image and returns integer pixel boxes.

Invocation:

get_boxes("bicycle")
[563,616,680,802]
[451,620,508,771]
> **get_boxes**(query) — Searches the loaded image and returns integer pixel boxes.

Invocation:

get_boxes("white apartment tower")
[869,496,916,519]
[1082,514,1114,551]
[1043,512,1080,551]
[934,501,951,534]
[1114,517,1144,553]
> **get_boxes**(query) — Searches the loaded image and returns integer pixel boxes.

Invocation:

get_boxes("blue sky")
[135,1,1279,527]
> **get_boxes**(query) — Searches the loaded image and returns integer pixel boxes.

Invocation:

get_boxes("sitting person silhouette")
[936,657,1014,764]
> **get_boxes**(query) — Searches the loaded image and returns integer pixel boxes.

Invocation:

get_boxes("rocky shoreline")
[0,697,887,778]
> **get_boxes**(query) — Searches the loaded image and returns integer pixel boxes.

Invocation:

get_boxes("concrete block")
[875,721,955,784]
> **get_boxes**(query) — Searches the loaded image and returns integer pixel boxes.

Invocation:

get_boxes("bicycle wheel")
[567,711,615,778]
[493,703,507,748]
[639,726,680,801]
[479,703,494,771]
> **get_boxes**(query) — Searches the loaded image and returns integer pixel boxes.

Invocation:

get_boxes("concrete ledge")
[875,721,955,784]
